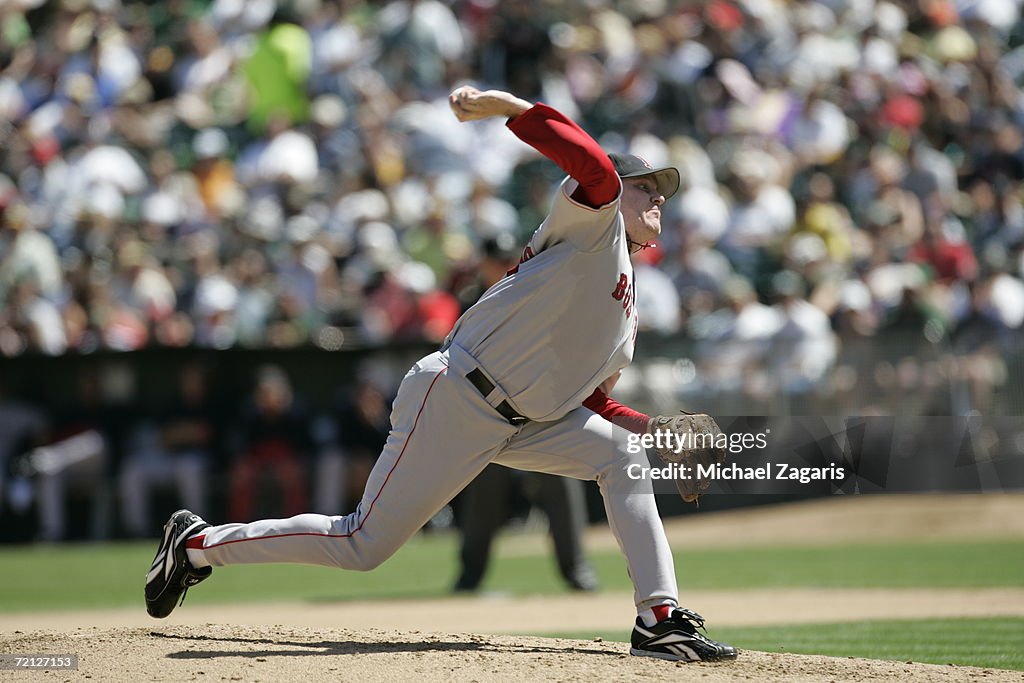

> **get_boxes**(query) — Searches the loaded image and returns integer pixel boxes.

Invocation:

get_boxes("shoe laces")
[672,607,706,631]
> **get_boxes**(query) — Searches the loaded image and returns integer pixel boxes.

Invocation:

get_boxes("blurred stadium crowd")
[3,0,1024,540]
[2,0,1023,361]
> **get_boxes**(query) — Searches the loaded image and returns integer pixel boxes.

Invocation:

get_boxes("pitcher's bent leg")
[497,408,679,611]
[200,352,517,571]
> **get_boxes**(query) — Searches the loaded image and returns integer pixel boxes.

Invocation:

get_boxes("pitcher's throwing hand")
[448,85,532,122]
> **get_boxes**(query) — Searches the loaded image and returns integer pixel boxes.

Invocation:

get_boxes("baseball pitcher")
[145,86,736,663]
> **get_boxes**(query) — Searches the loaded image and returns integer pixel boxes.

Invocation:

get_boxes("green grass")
[549,618,1024,672]
[0,534,463,612]
[1,536,1022,612]
[493,539,1024,591]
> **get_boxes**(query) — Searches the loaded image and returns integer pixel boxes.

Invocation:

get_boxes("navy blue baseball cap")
[608,153,681,199]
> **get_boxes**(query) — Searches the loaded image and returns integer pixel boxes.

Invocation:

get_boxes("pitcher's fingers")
[449,99,469,120]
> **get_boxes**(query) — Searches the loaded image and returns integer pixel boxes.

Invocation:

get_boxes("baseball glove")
[647,412,727,504]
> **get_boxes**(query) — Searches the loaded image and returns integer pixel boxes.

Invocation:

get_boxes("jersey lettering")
[612,274,628,301]
[611,272,634,318]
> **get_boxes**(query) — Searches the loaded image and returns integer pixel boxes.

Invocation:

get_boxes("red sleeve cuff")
[582,389,651,435]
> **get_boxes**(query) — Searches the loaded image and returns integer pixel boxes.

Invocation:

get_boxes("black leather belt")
[465,368,529,425]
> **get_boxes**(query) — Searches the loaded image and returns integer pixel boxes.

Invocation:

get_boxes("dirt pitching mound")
[2,625,1018,683]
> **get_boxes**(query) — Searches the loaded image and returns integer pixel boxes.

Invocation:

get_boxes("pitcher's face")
[621,177,665,247]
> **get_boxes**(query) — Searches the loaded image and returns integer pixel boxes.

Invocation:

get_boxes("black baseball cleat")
[630,607,738,662]
[145,509,211,618]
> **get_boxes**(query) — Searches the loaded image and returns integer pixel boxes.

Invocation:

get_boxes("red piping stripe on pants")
[201,369,448,550]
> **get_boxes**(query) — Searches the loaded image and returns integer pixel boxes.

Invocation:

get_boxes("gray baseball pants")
[199,346,679,612]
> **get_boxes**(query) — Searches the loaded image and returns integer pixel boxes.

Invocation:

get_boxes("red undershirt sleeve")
[506,104,619,208]
[582,388,651,435]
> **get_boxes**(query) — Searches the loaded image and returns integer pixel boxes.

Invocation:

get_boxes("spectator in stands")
[696,275,782,393]
[0,0,1022,417]
[768,270,838,393]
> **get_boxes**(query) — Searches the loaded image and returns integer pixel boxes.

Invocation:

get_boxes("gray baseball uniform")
[195,103,680,615]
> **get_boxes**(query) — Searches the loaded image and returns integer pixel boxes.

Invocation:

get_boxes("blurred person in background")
[190,247,239,350]
[661,203,734,332]
[315,369,394,515]
[949,253,1023,413]
[189,128,242,221]
[718,148,796,279]
[31,367,117,542]
[695,275,782,394]
[908,201,979,285]
[230,247,276,347]
[453,233,521,311]
[0,378,49,542]
[2,276,67,356]
[358,263,419,343]
[228,365,313,521]
[454,464,599,594]
[633,247,683,335]
[767,270,838,395]
[0,197,63,306]
[788,172,856,270]
[242,9,312,132]
[118,362,217,538]
[847,146,924,254]
[403,263,462,343]
[401,209,463,284]
[112,240,177,333]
